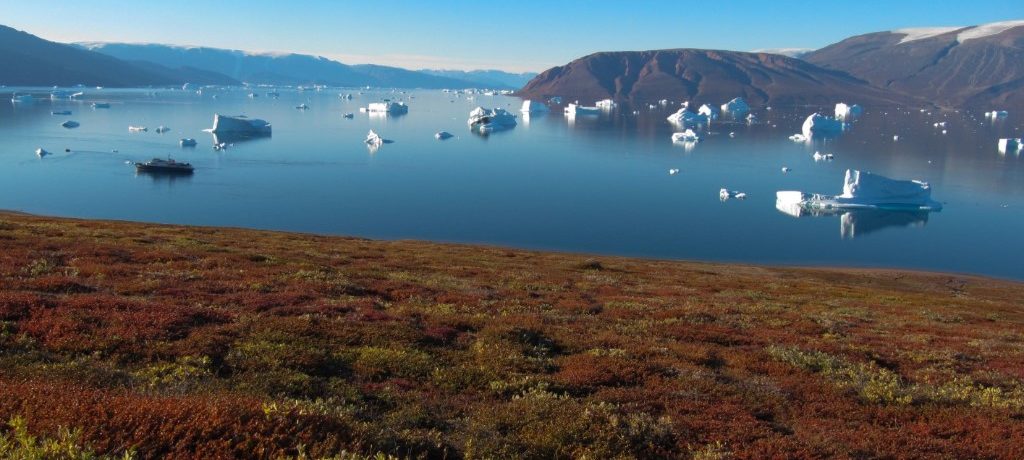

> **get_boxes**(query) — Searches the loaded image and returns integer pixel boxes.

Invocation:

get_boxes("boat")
[61,120,80,129]
[180,138,198,147]
[135,158,194,174]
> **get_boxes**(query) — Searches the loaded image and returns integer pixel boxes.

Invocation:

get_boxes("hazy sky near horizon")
[2,1,1021,72]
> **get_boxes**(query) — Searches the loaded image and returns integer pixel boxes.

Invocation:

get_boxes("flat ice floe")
[777,169,941,211]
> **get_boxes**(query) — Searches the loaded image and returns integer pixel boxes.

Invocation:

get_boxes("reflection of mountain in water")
[776,201,931,239]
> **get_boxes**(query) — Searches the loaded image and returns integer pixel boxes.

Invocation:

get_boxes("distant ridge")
[803,19,1024,108]
[77,42,513,89]
[517,48,918,107]
[0,25,237,87]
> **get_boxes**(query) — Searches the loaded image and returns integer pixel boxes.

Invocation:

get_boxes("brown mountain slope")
[804,21,1024,108]
[518,49,919,107]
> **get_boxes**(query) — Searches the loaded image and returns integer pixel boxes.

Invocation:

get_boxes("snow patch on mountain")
[957,19,1024,42]
[894,27,961,44]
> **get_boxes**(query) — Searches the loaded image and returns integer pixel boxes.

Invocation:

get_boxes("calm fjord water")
[1,88,1022,279]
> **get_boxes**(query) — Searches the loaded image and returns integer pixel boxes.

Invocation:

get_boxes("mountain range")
[520,19,1024,108]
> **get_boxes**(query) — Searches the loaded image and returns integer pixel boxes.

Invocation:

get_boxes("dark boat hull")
[135,165,194,174]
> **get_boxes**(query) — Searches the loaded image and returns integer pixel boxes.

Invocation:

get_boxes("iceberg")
[206,114,272,136]
[520,100,549,113]
[435,131,453,140]
[35,148,50,158]
[666,108,709,128]
[467,107,517,132]
[812,151,834,161]
[776,169,941,212]
[365,130,383,146]
[155,126,170,134]
[801,113,844,138]
[985,110,1009,119]
[367,101,409,114]
[564,103,600,117]
[788,133,808,142]
[595,99,616,110]
[61,120,79,129]
[698,104,718,120]
[720,97,750,115]
[834,103,863,121]
[128,126,148,132]
[180,138,197,147]
[999,138,1021,154]
[671,129,700,143]
[720,189,746,200]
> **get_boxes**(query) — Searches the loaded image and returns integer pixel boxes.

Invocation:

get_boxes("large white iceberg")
[520,100,549,113]
[834,103,863,121]
[776,169,941,211]
[467,107,517,132]
[666,108,709,128]
[801,113,845,138]
[367,101,409,114]
[207,114,272,136]
[595,99,616,110]
[720,97,749,115]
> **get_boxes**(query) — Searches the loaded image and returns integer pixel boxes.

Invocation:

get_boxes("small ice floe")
[595,99,617,110]
[213,142,228,151]
[467,107,517,132]
[51,110,72,115]
[248,92,259,98]
[776,169,941,211]
[802,113,844,138]
[61,120,79,129]
[128,125,147,132]
[668,168,680,175]
[295,103,310,110]
[92,102,110,109]
[893,135,900,141]
[564,103,600,117]
[985,110,1009,119]
[729,132,736,138]
[659,99,670,106]
[155,126,170,134]
[835,103,863,121]
[343,113,354,119]
[782,166,792,173]
[549,96,563,104]
[933,121,947,128]
[520,100,549,113]
[813,151,834,161]
[789,133,808,142]
[435,131,453,140]
[180,138,197,147]
[720,97,750,115]
[745,113,756,124]
[720,189,746,200]
[999,138,1022,154]
[124,160,133,165]
[35,148,50,158]
[671,129,700,143]
[941,129,947,135]
[667,108,709,128]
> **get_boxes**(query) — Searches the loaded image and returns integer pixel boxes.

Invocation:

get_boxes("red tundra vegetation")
[0,211,1022,459]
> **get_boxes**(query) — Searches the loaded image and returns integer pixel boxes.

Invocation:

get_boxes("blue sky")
[2,0,1021,72]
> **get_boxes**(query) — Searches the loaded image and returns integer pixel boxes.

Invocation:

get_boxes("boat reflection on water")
[776,200,932,239]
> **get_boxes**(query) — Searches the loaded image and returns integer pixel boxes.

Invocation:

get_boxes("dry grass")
[0,211,1023,459]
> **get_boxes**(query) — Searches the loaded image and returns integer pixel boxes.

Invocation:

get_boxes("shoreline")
[2,209,1018,285]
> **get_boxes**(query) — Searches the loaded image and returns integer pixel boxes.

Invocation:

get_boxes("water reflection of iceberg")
[209,132,271,145]
[776,200,931,239]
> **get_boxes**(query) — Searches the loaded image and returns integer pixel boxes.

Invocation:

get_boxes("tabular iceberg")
[834,103,863,121]
[207,114,272,136]
[467,107,517,132]
[801,113,845,138]
[776,169,941,211]
[367,101,409,114]
[520,100,549,113]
